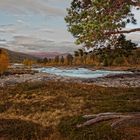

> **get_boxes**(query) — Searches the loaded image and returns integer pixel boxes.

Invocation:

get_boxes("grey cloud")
[37,28,54,33]
[0,0,65,16]
[0,39,6,42]
[0,23,29,34]
[1,33,140,54]
[0,23,75,48]
[0,23,54,36]
[2,35,79,53]
[126,32,140,43]
[0,25,16,33]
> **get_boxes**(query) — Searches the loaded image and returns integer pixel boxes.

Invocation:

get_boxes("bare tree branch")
[106,28,140,35]
[131,1,140,7]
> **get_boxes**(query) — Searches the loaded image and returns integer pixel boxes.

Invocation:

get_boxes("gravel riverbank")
[0,71,140,88]
[83,73,140,87]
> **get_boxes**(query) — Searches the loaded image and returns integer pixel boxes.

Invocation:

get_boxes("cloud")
[37,28,54,33]
[0,21,78,53]
[0,0,65,16]
[126,33,140,45]
[0,39,6,42]
[0,0,139,54]
[0,24,17,33]
[0,35,79,53]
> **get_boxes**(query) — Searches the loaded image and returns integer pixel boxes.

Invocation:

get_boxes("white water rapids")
[36,67,132,79]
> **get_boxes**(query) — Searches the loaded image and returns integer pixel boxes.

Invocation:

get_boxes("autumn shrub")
[18,81,46,91]
[0,49,9,75]
[23,59,33,69]
[0,82,140,139]
[113,56,125,66]
[58,116,130,140]
[0,119,52,140]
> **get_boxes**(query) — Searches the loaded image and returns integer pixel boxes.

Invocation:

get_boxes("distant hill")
[28,52,69,59]
[0,48,39,63]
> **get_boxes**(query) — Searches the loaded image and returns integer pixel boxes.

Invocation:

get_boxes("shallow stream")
[36,67,132,78]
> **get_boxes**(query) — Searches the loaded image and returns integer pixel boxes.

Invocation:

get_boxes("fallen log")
[83,112,123,119]
[111,117,131,128]
[77,112,140,128]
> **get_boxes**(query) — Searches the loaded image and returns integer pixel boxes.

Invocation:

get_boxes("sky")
[0,0,140,53]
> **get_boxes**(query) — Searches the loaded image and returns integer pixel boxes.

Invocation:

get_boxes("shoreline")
[0,67,140,88]
[37,65,140,73]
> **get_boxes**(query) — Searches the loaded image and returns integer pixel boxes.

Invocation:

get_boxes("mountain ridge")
[0,48,38,63]
[0,48,69,63]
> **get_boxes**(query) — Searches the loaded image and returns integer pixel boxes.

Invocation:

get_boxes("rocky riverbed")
[0,70,140,88]
[83,73,140,87]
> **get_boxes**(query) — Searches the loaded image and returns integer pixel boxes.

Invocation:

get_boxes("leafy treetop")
[65,0,140,47]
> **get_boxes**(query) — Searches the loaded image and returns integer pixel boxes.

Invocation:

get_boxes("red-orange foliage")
[0,49,9,74]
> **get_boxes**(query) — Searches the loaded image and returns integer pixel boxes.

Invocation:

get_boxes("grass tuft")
[58,116,129,140]
[0,81,139,139]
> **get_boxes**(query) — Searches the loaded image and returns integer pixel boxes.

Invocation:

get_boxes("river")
[36,67,132,78]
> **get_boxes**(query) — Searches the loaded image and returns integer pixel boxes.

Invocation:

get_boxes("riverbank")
[0,68,140,88]
[0,67,140,140]
[44,65,140,72]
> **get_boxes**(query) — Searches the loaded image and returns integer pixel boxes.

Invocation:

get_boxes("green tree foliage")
[72,34,138,66]
[83,52,88,64]
[43,57,48,63]
[78,49,84,57]
[48,58,52,63]
[54,56,59,64]
[74,51,79,57]
[37,59,43,64]
[95,35,137,66]
[74,51,79,64]
[114,34,137,57]
[60,56,65,64]
[66,54,73,65]
[65,0,140,46]
[78,49,84,63]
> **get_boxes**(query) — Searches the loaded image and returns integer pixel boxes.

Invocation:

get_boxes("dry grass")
[0,81,140,140]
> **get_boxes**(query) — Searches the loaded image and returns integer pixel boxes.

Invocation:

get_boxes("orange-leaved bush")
[0,49,9,75]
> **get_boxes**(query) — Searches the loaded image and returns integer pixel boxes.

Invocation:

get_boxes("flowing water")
[36,67,132,78]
